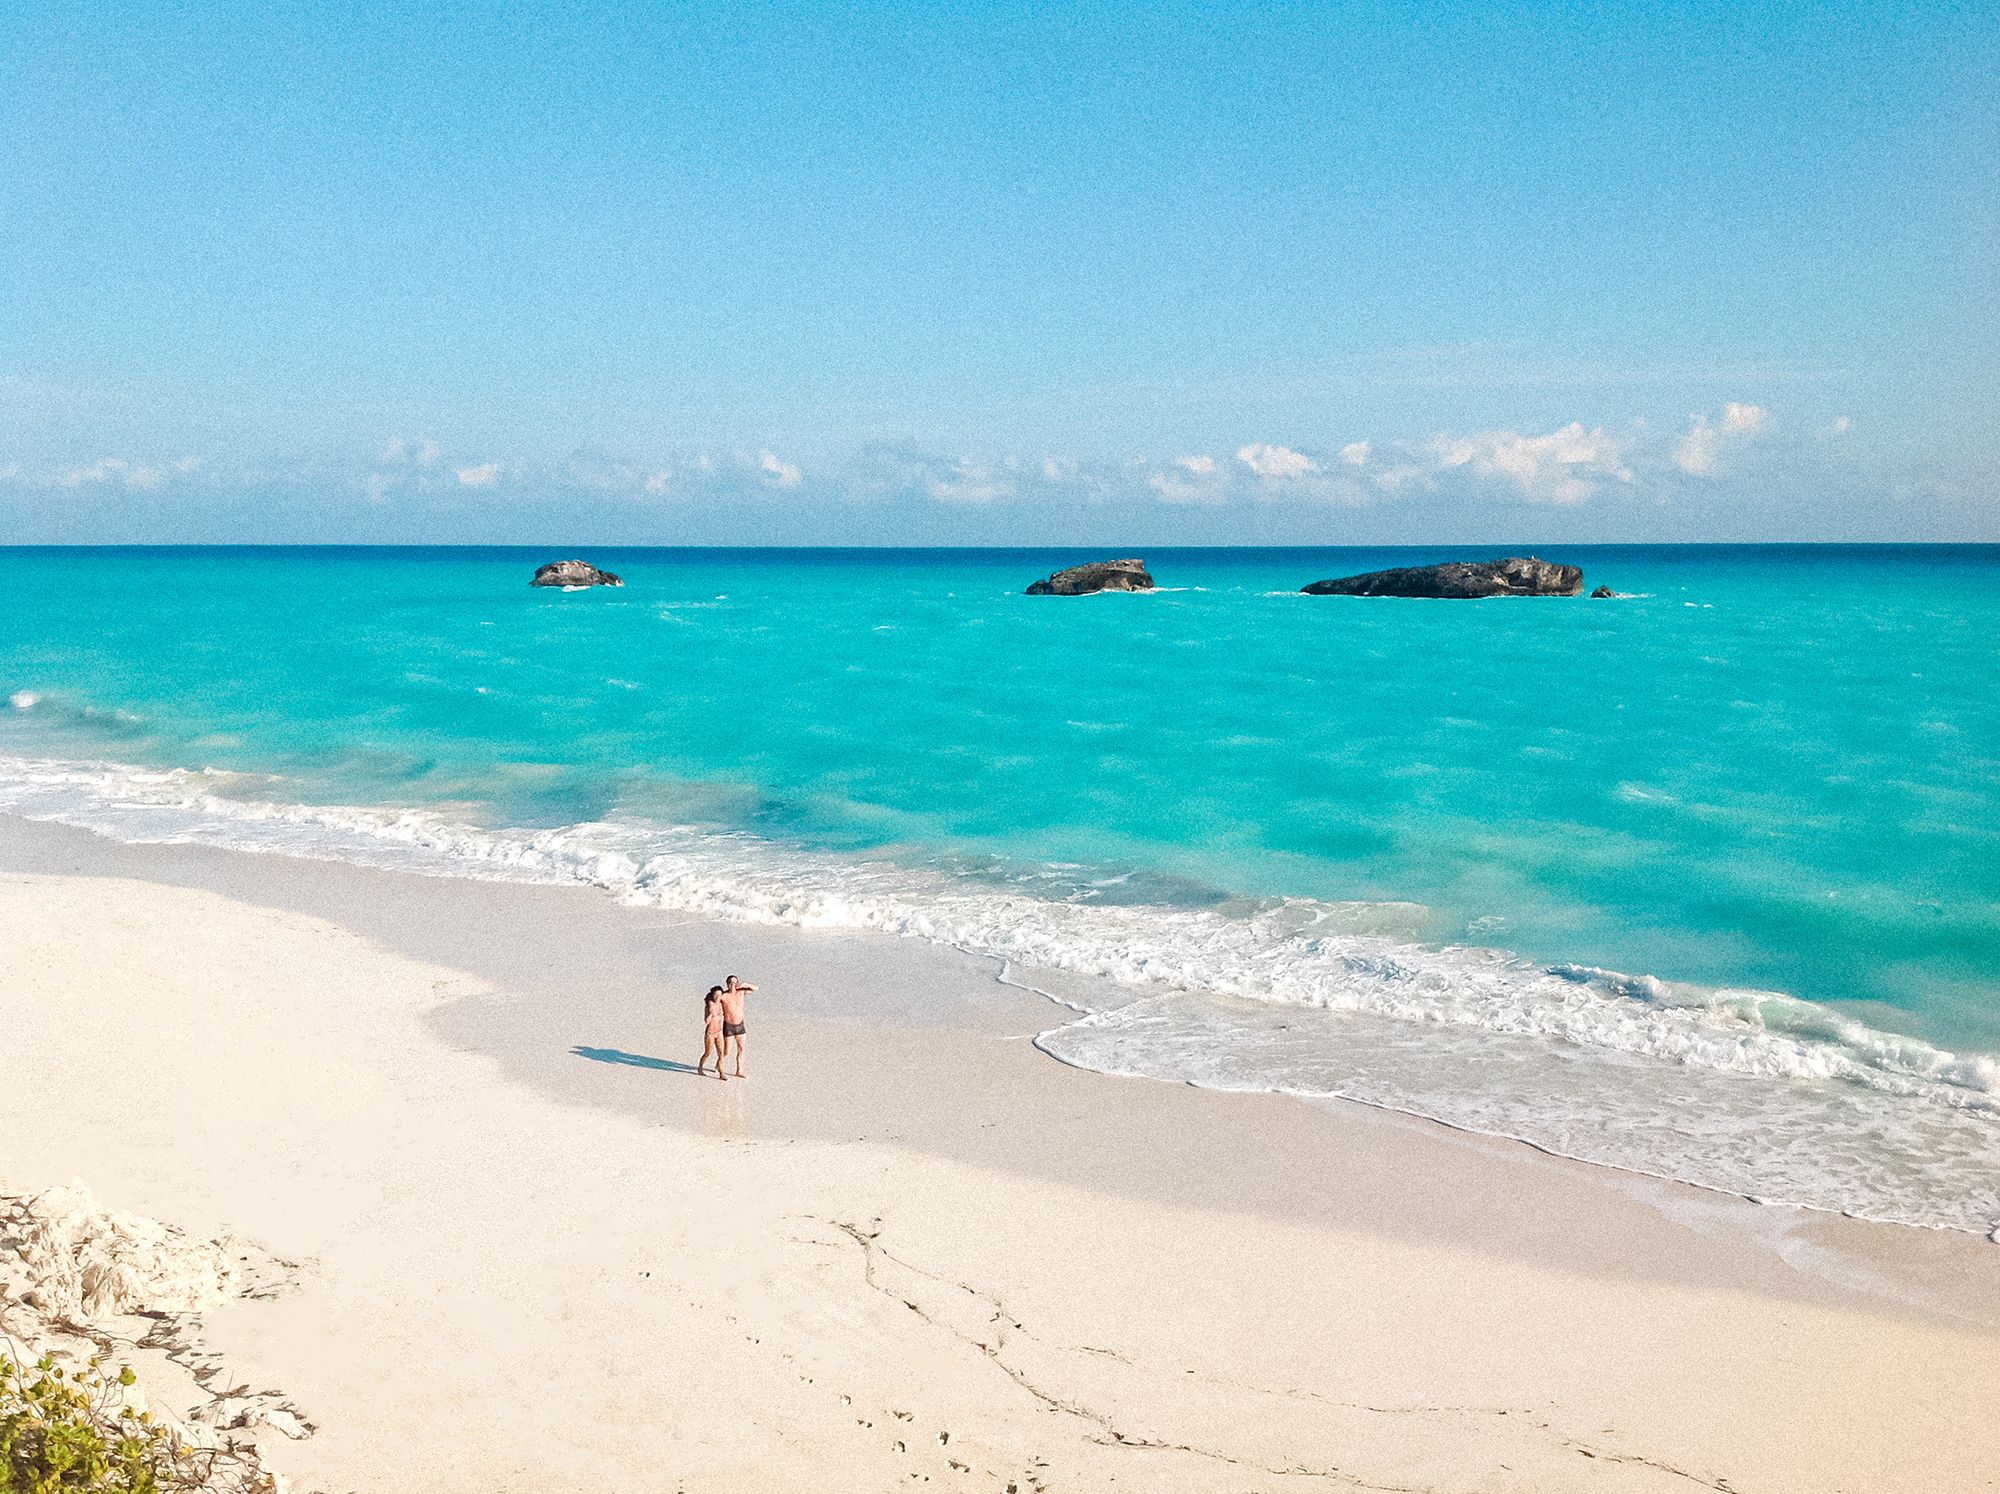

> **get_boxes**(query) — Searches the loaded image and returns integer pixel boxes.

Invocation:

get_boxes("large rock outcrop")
[1302,557,1582,599]
[531,559,623,589]
[1026,558,1154,596]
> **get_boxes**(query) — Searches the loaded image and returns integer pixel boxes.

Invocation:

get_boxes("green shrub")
[0,1354,276,1494]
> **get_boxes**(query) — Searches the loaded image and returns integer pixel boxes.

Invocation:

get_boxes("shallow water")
[3,545,1996,1231]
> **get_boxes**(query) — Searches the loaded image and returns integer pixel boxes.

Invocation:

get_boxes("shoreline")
[3,756,1995,1242]
[4,815,1999,1491]
[6,813,1996,1312]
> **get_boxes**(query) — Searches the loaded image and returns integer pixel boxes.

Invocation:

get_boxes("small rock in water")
[1591,585,1617,598]
[1025,558,1154,595]
[1302,556,1583,598]
[530,559,623,588]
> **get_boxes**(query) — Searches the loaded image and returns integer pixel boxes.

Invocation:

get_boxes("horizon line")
[4,540,1997,553]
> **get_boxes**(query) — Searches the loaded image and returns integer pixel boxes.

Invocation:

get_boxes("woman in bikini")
[697,985,728,1080]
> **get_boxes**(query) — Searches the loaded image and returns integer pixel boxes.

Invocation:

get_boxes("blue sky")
[2,1,1994,543]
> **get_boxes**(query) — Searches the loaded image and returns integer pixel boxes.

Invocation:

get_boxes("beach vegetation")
[0,1352,278,1494]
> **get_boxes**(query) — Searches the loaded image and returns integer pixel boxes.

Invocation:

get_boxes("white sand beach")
[3,815,1997,1494]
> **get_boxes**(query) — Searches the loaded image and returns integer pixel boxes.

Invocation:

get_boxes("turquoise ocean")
[3,545,1996,1233]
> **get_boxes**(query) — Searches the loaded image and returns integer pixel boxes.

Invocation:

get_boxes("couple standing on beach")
[698,975,755,1080]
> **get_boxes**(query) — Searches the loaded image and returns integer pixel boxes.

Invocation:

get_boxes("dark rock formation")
[531,560,623,589]
[1590,585,1617,599]
[1026,558,1154,596]
[1302,557,1583,599]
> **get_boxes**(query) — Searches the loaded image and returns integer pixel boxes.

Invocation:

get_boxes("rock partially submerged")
[1302,556,1583,599]
[531,559,623,589]
[1026,558,1154,596]
[1591,585,1617,599]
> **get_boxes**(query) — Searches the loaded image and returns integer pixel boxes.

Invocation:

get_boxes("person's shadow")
[571,1045,705,1075]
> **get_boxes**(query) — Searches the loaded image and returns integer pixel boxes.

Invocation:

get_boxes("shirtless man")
[716,974,755,1079]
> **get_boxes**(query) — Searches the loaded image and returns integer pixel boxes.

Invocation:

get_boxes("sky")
[2,1,1995,544]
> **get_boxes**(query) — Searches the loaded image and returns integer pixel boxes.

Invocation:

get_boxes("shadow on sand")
[571,1045,706,1075]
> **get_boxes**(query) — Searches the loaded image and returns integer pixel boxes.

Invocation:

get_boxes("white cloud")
[1429,422,1633,505]
[1723,402,1770,434]
[382,437,441,466]
[1236,443,1319,480]
[1674,402,1770,476]
[58,457,166,490]
[27,409,1816,521]
[1144,452,1231,501]
[926,458,1012,503]
[758,451,802,488]
[1048,456,1112,486]
[1368,462,1432,494]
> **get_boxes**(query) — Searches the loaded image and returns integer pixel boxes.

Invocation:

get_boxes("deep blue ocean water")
[4,545,1996,1231]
